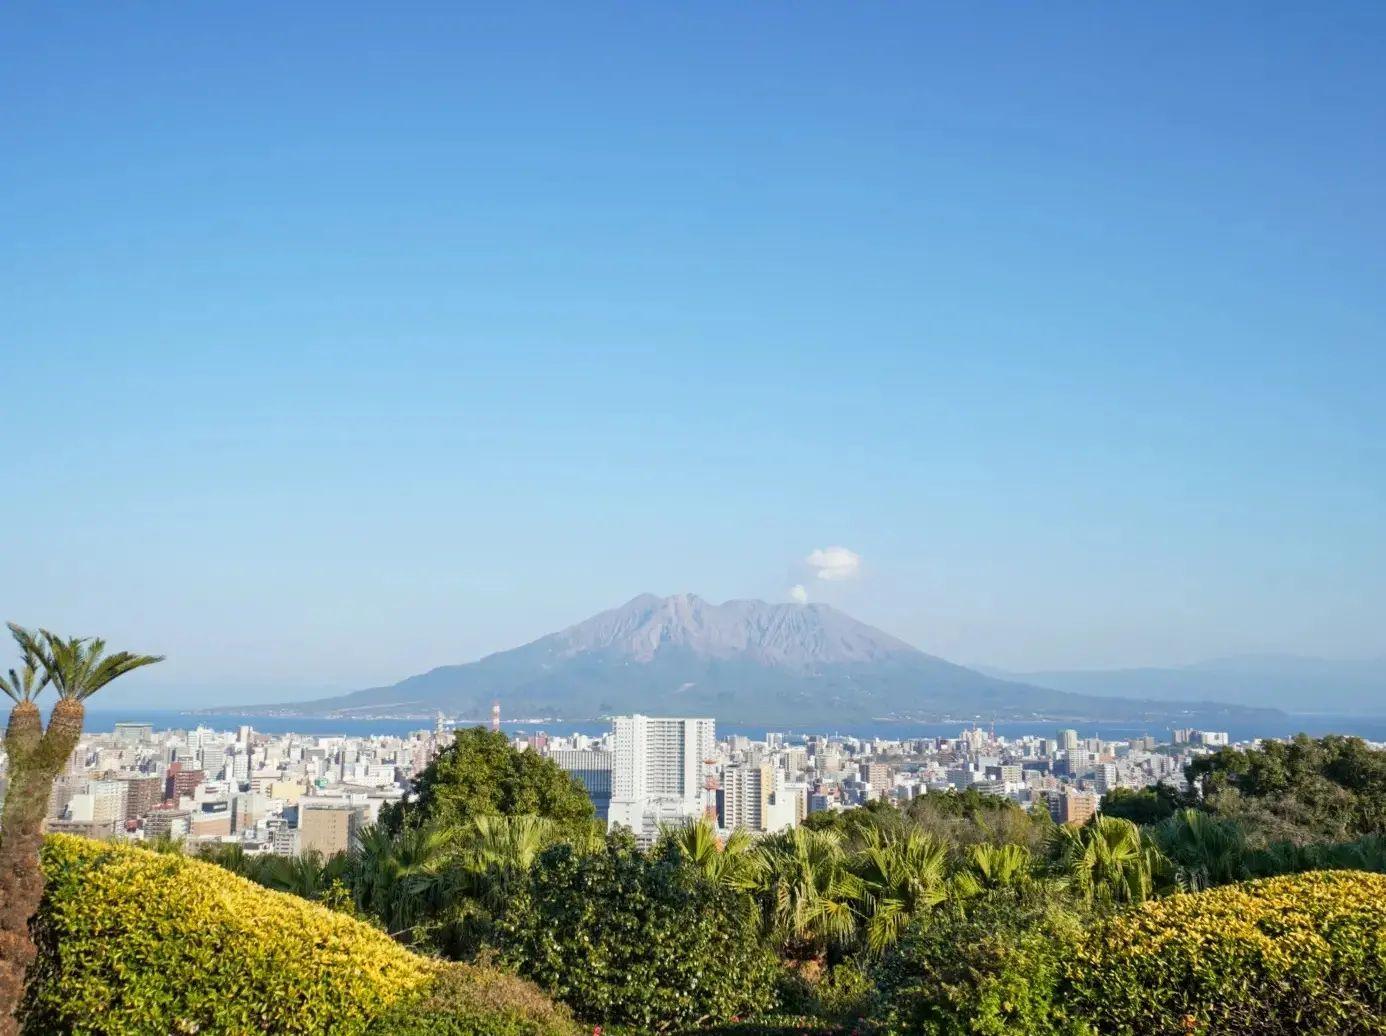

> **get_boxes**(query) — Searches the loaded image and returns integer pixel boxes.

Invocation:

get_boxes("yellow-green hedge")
[25,835,575,1036]
[1066,870,1386,1035]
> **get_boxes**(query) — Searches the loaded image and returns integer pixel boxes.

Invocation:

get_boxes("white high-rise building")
[608,715,714,845]
[720,762,772,832]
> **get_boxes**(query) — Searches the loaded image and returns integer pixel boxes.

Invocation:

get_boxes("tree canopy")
[380,727,595,836]
[1186,734,1386,845]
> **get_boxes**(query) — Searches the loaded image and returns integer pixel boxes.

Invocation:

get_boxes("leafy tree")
[1100,784,1184,826]
[871,895,1087,1036]
[380,727,595,837]
[0,624,161,1034]
[494,831,779,1029]
[1187,734,1386,845]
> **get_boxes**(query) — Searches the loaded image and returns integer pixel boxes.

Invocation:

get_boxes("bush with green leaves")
[365,961,577,1036]
[1064,869,1386,1035]
[870,894,1089,1036]
[494,831,781,1030]
[23,835,574,1036]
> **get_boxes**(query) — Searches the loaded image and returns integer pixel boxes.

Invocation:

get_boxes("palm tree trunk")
[0,699,87,1033]
[0,702,50,1034]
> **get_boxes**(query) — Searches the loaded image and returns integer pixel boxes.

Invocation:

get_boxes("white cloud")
[806,546,861,581]
[788,584,809,604]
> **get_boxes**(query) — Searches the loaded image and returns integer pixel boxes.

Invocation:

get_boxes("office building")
[298,802,361,857]
[608,715,714,845]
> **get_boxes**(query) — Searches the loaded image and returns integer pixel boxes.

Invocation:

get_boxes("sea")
[69,709,1386,745]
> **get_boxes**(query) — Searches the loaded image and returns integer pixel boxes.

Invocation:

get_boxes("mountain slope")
[255,594,1281,726]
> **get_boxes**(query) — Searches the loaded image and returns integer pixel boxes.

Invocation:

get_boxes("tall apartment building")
[1058,729,1080,754]
[550,749,613,821]
[1047,787,1099,826]
[608,715,714,845]
[1094,763,1119,794]
[720,762,772,832]
[860,762,893,795]
[120,776,164,820]
[298,802,361,857]
[166,766,206,802]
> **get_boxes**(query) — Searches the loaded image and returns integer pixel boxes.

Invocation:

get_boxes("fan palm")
[659,816,763,893]
[454,814,553,912]
[952,842,1034,898]
[851,828,950,953]
[1154,808,1247,891]
[348,822,456,936]
[1048,815,1166,908]
[0,624,162,1034]
[756,827,862,961]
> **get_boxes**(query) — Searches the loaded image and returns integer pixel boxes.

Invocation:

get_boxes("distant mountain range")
[239,593,1283,727]
[992,655,1386,716]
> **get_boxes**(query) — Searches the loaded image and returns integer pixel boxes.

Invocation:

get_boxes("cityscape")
[4,2,1383,1033]
[36,708,1239,855]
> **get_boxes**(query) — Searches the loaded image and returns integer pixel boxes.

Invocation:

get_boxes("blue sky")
[2,3,1383,707]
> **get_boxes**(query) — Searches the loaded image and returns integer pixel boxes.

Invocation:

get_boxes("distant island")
[211,593,1286,728]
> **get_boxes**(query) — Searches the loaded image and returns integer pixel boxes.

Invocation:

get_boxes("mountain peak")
[261,593,1286,727]
[552,593,917,667]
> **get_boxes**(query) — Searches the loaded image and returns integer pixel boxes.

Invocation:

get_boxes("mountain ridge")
[237,594,1284,726]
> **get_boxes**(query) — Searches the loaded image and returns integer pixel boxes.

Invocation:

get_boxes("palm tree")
[0,646,47,769]
[254,849,349,900]
[756,827,862,963]
[659,817,762,893]
[952,842,1034,898]
[453,814,554,915]
[1048,815,1166,908]
[350,821,455,937]
[851,828,950,953]
[1154,809,1247,891]
[0,624,161,1033]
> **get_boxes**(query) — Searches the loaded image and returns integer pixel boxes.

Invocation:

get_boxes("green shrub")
[670,1018,848,1035]
[1065,869,1386,1035]
[24,835,573,1036]
[494,834,780,1030]
[870,895,1088,1036]
[365,961,576,1035]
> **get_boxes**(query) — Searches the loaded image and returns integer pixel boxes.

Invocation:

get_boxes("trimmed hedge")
[1066,870,1386,1035]
[24,835,575,1036]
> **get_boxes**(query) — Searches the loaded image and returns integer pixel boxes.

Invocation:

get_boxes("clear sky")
[2,3,1383,707]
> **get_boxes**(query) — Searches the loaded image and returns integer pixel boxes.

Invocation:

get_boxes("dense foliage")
[494,832,781,1029]
[1098,783,1184,825]
[1065,870,1386,1035]
[871,896,1086,1036]
[164,734,1386,1034]
[380,727,596,836]
[24,835,574,1036]
[1187,733,1386,845]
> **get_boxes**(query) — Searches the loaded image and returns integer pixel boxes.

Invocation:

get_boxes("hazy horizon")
[3,5,1383,705]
